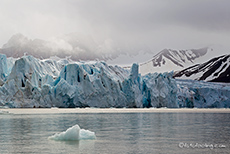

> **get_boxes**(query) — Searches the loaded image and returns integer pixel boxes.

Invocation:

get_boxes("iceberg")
[48,124,96,141]
[0,54,229,108]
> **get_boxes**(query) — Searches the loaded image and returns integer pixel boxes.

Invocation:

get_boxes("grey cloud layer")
[0,0,230,56]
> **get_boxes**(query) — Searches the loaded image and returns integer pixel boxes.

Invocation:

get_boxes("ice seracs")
[176,79,230,108]
[0,55,177,108]
[0,54,7,81]
[0,54,229,108]
[142,72,177,108]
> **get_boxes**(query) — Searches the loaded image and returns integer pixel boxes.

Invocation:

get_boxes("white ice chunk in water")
[48,124,96,141]
[0,110,11,114]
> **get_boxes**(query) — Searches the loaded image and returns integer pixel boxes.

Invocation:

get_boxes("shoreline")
[1,108,230,114]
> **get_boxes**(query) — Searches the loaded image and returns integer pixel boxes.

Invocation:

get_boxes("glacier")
[0,54,229,108]
[177,79,230,108]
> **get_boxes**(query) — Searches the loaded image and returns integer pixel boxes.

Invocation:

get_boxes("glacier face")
[0,54,229,108]
[176,79,230,108]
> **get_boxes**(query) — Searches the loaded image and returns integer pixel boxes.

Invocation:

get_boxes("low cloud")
[0,33,124,61]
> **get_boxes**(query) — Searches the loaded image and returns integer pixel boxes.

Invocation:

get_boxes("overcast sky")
[1,0,230,58]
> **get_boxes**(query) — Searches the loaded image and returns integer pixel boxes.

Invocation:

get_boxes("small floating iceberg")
[48,124,96,141]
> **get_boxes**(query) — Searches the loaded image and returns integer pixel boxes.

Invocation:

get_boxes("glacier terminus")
[0,54,229,108]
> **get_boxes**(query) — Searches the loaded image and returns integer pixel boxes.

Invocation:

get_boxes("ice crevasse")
[0,54,229,108]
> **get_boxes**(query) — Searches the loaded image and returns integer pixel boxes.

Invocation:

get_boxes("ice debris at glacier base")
[0,54,229,108]
[48,124,96,141]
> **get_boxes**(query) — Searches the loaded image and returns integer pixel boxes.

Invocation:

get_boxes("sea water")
[0,109,229,154]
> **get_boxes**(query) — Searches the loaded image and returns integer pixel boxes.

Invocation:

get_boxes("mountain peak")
[139,47,209,74]
[2,33,29,48]
[154,47,208,67]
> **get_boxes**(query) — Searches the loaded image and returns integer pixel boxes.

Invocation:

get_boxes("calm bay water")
[0,109,229,154]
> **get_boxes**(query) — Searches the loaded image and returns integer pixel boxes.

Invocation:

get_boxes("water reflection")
[0,112,229,154]
[47,140,95,153]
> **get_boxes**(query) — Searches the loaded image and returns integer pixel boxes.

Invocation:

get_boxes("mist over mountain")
[0,33,126,61]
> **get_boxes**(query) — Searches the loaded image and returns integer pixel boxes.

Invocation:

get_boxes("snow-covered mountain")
[174,54,230,83]
[139,47,210,74]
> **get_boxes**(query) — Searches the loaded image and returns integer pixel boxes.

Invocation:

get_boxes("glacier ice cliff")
[176,79,230,108]
[0,54,229,108]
